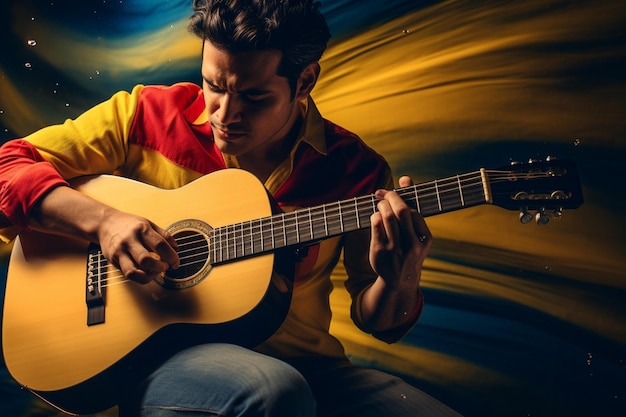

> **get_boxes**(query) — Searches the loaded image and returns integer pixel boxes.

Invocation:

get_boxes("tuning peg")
[551,190,566,199]
[552,208,563,219]
[519,208,534,224]
[535,208,551,225]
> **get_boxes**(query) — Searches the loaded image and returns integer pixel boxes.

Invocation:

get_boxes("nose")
[213,93,242,126]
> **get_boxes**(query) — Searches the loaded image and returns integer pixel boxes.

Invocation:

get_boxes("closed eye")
[203,77,272,103]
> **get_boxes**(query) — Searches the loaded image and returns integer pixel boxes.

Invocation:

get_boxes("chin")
[214,140,243,157]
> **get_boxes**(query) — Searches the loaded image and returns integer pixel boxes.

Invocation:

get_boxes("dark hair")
[188,0,331,94]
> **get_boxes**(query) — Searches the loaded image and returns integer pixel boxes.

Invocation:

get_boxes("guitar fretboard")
[209,169,489,264]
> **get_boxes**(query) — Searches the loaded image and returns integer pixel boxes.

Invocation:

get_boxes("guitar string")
[94,169,557,286]
[94,170,524,285]
[91,229,215,285]
[205,170,559,261]
[167,174,489,264]
[95,175,488,286]
[208,170,521,258]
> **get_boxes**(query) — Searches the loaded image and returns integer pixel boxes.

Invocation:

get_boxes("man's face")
[201,40,303,158]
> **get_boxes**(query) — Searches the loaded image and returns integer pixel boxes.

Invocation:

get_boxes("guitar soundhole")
[167,230,209,280]
[156,219,213,290]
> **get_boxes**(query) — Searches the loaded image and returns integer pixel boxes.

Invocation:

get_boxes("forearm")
[28,185,111,243]
[359,274,423,333]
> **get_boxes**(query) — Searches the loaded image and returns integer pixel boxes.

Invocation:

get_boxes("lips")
[214,129,245,142]
[211,122,246,142]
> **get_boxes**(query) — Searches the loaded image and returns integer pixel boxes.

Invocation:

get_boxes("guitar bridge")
[86,243,106,326]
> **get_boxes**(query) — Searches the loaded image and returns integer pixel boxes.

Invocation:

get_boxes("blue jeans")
[125,343,462,417]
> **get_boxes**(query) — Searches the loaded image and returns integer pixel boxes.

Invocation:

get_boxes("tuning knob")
[519,208,534,224]
[552,208,563,219]
[535,208,551,225]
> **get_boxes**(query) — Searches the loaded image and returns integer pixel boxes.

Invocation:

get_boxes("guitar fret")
[239,223,245,257]
[457,175,465,207]
[295,212,300,244]
[249,220,256,255]
[262,217,271,252]
[442,178,461,213]
[228,224,234,260]
[356,196,374,230]
[223,225,228,261]
[465,177,488,206]
[231,224,236,258]
[413,187,421,213]
[210,229,216,263]
[218,227,223,263]
[338,201,344,233]
[435,180,442,212]
[416,183,438,216]
[232,224,238,259]
[285,212,297,247]
[247,221,252,256]
[281,213,287,247]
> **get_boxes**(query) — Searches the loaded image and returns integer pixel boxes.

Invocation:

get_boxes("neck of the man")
[236,115,303,184]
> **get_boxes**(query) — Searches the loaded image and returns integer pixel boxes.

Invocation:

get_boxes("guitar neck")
[210,169,489,264]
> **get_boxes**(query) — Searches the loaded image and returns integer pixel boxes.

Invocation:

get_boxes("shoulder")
[137,82,202,107]
[131,82,205,125]
[140,82,201,96]
[323,119,385,161]
[322,118,391,184]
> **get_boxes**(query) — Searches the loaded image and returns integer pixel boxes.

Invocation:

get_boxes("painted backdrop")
[1,1,625,416]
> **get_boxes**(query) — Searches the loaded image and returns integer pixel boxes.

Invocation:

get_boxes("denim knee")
[134,344,316,417]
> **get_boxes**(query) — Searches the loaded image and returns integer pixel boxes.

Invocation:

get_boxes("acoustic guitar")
[2,158,583,415]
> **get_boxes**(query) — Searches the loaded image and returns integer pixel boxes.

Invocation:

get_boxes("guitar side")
[2,169,293,415]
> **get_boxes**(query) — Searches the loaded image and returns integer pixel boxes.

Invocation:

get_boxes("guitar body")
[2,169,294,415]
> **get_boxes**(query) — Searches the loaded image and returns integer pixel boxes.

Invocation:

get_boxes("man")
[0,1,462,416]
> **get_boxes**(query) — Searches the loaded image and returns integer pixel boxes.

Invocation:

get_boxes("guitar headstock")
[489,157,583,225]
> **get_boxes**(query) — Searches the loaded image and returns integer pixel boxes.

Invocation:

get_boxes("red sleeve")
[0,139,69,229]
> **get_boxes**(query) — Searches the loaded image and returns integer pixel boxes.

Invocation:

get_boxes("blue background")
[1,1,625,416]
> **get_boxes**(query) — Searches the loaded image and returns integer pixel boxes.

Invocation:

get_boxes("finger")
[369,211,386,248]
[375,198,402,248]
[378,188,418,247]
[128,243,171,275]
[394,175,433,246]
[117,252,160,284]
[398,175,413,188]
[147,222,180,269]
[411,211,432,246]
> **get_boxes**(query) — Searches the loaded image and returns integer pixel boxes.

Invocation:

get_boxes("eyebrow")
[202,76,272,96]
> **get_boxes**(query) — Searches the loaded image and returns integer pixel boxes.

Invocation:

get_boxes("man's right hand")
[29,185,180,284]
[97,208,180,283]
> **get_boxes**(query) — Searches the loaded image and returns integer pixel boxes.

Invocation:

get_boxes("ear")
[294,62,320,101]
